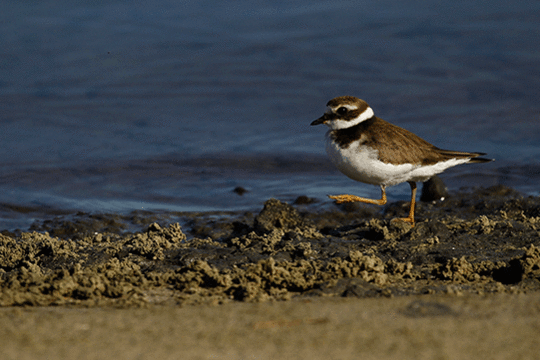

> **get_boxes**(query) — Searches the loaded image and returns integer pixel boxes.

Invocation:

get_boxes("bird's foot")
[328,194,387,206]
[328,194,362,204]
[391,217,415,228]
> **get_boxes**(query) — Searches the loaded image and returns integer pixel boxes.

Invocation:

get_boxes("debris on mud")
[1,185,539,307]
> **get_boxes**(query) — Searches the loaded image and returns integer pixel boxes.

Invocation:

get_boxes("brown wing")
[360,117,491,165]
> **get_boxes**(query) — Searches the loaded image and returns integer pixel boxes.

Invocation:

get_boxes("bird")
[311,96,493,227]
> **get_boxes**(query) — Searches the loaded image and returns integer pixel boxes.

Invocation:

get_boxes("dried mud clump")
[1,186,540,307]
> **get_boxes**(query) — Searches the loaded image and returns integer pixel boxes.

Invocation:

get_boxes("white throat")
[326,107,374,130]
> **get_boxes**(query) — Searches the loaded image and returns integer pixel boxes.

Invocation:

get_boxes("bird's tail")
[438,150,494,163]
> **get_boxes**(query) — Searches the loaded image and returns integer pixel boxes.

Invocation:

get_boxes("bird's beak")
[311,113,330,126]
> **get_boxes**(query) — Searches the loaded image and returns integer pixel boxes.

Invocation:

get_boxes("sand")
[2,293,539,360]
[1,184,539,359]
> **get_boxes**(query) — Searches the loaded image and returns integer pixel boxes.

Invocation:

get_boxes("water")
[1,0,539,230]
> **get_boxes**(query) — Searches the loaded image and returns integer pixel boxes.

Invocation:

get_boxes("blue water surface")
[1,0,539,229]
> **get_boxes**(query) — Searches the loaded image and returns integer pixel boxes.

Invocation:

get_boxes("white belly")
[325,133,470,187]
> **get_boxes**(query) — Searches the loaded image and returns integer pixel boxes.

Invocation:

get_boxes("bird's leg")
[391,181,416,227]
[328,185,387,206]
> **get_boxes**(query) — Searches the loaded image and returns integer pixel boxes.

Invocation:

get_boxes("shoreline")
[1,184,539,358]
[1,184,540,306]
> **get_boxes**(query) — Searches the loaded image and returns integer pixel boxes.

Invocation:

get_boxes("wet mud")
[1,185,539,307]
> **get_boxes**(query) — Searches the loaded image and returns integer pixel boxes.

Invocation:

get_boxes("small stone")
[421,176,448,202]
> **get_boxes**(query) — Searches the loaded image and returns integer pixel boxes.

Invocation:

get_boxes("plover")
[311,96,492,226]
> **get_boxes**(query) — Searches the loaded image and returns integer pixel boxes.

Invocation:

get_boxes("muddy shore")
[1,184,540,358]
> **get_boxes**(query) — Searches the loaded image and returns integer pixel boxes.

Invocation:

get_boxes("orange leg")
[329,182,417,227]
[391,181,416,227]
[328,185,387,206]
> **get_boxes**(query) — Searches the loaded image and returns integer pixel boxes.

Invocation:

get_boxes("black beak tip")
[311,117,325,126]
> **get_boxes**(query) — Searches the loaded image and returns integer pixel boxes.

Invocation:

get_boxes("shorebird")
[311,96,492,226]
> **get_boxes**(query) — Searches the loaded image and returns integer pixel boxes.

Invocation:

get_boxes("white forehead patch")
[325,107,375,130]
[329,104,358,111]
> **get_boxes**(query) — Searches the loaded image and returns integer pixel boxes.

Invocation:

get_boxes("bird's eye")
[336,107,348,115]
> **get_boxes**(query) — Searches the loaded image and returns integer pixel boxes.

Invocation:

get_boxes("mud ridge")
[1,185,539,307]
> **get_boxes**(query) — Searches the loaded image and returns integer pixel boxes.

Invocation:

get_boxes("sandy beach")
[2,293,539,360]
[1,184,540,359]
